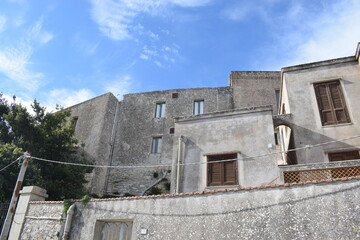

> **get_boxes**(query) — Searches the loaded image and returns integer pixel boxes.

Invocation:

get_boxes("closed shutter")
[207,153,238,186]
[208,162,222,186]
[223,161,237,185]
[329,150,360,161]
[314,81,350,125]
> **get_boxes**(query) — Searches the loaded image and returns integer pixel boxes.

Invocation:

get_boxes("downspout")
[176,136,183,194]
[62,204,76,240]
[141,170,168,196]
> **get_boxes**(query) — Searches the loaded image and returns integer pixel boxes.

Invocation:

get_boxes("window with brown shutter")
[328,150,360,161]
[314,80,350,126]
[207,153,238,186]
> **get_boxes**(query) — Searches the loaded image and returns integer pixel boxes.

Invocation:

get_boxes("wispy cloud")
[47,89,95,110]
[72,33,100,55]
[89,0,212,41]
[104,75,133,99]
[0,18,53,91]
[225,0,360,69]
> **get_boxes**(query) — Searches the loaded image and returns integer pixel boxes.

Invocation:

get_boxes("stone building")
[69,43,360,198]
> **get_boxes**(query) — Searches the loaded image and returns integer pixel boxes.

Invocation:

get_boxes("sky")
[0,0,360,111]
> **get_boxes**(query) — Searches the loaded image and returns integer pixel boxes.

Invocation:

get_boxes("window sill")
[322,122,353,128]
[205,185,239,190]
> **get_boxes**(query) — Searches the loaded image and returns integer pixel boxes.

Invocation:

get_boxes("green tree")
[0,95,92,200]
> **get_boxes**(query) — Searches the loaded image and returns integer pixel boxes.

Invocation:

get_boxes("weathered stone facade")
[14,178,360,240]
[68,42,360,198]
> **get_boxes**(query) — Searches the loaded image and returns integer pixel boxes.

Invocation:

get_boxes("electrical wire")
[29,134,360,169]
[0,155,24,172]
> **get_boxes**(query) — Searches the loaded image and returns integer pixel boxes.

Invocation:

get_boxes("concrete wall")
[280,57,360,164]
[106,87,234,196]
[230,71,281,113]
[172,106,279,193]
[69,92,119,196]
[17,179,360,239]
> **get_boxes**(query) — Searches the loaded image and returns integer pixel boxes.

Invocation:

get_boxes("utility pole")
[0,152,30,240]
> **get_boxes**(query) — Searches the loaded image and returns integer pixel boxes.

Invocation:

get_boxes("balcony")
[279,159,360,183]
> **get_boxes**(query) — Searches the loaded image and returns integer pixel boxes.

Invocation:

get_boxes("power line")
[30,134,360,169]
[0,155,24,172]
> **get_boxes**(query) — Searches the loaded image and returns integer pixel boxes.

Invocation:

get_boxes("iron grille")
[284,166,360,183]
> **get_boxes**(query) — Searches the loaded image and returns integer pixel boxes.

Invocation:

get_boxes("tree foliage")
[0,95,92,200]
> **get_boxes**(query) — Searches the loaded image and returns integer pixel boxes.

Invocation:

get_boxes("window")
[314,80,350,125]
[193,100,204,115]
[169,127,175,134]
[172,93,178,98]
[72,116,78,128]
[151,137,162,154]
[207,153,238,186]
[275,89,280,110]
[328,150,360,161]
[155,102,166,118]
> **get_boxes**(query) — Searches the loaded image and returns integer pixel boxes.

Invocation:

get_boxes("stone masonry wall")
[19,178,360,239]
[106,87,234,196]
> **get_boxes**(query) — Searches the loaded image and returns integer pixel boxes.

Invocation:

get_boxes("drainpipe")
[141,170,168,196]
[62,204,76,240]
[176,136,183,194]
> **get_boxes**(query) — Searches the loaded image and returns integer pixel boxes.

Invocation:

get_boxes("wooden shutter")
[314,81,350,125]
[208,162,222,186]
[223,161,237,185]
[329,151,360,161]
[207,153,238,186]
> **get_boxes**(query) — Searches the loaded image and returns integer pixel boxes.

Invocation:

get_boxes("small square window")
[169,127,175,134]
[151,137,162,154]
[207,153,238,186]
[172,93,178,98]
[193,100,204,115]
[155,102,166,118]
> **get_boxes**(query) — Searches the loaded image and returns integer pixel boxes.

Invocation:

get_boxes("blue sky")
[0,0,360,111]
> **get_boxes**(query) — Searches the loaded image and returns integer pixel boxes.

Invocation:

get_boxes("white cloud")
[237,0,360,69]
[89,0,212,41]
[0,18,53,91]
[104,75,133,99]
[287,1,360,65]
[1,93,36,114]
[0,44,42,91]
[47,89,95,110]
[140,54,149,60]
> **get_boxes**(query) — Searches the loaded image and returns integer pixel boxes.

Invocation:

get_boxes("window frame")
[154,102,166,118]
[151,137,162,154]
[313,80,351,126]
[193,100,204,115]
[328,150,360,162]
[207,153,238,187]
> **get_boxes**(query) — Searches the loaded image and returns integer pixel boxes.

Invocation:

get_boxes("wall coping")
[29,176,360,204]
[175,105,273,123]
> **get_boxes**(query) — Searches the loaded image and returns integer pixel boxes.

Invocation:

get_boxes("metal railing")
[284,165,360,183]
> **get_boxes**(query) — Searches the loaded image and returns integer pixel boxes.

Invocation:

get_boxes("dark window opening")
[169,127,175,134]
[172,93,178,98]
[207,153,238,186]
